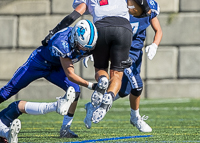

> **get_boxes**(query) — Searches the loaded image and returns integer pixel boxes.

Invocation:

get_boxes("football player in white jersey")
[41,0,152,128]
[83,0,162,132]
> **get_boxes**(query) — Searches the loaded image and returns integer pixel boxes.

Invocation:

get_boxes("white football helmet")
[70,19,98,51]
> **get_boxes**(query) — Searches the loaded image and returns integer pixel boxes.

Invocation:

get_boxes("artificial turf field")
[1,98,200,143]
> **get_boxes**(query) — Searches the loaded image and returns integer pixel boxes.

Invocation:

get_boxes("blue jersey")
[130,0,160,51]
[119,0,160,95]
[0,27,85,102]
[38,27,91,65]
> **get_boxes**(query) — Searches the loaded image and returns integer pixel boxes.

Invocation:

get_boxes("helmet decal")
[70,19,98,51]
[86,20,95,46]
[77,27,85,40]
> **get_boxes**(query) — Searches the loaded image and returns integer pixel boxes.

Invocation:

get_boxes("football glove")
[83,55,94,68]
[41,30,54,46]
[145,43,158,60]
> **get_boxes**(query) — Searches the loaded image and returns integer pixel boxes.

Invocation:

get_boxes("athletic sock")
[0,101,22,127]
[114,93,120,101]
[131,108,140,118]
[25,102,57,115]
[62,113,74,126]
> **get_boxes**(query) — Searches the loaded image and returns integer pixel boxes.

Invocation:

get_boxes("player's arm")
[42,3,87,46]
[60,57,94,89]
[150,17,163,46]
[145,17,163,60]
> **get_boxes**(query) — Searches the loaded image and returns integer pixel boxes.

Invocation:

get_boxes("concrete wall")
[0,0,200,102]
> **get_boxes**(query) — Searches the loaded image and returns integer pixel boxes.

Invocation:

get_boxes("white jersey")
[73,0,129,23]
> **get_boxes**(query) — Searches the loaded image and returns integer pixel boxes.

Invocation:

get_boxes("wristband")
[92,83,98,90]
[128,5,135,9]
[87,82,93,90]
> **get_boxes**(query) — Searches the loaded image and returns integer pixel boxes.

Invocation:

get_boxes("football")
[127,0,143,17]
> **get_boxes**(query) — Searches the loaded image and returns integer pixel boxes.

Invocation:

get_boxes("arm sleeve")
[52,10,81,34]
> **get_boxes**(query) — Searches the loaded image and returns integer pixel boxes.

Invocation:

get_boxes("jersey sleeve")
[48,28,72,58]
[72,0,86,9]
[72,0,90,15]
[150,0,160,19]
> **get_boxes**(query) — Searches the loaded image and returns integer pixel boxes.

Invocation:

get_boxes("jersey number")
[131,22,139,36]
[99,0,108,6]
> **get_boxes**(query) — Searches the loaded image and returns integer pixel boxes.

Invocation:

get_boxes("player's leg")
[92,27,132,123]
[0,100,59,142]
[23,86,76,116]
[0,119,21,143]
[90,28,110,107]
[91,71,109,107]
[0,101,22,142]
[59,91,80,138]
[60,101,78,138]
[125,49,152,132]
[129,92,152,132]
[45,68,80,137]
[0,49,49,104]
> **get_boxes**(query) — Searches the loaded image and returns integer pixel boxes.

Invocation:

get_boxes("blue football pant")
[0,49,80,102]
[119,48,143,96]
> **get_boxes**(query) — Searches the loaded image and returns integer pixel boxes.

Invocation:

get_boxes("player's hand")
[145,43,158,60]
[83,55,94,68]
[41,30,54,46]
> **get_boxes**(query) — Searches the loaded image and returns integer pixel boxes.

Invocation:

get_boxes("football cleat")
[60,125,78,138]
[0,120,9,140]
[8,119,21,143]
[91,76,109,107]
[84,102,95,129]
[56,86,76,115]
[130,115,152,132]
[92,93,113,123]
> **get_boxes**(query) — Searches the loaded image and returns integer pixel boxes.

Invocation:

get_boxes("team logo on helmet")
[70,19,98,51]
[77,27,86,40]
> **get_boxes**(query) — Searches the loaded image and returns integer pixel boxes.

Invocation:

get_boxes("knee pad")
[118,92,129,98]
[131,87,143,97]
[74,92,80,101]
[0,100,21,117]
[121,57,132,69]
[8,100,21,109]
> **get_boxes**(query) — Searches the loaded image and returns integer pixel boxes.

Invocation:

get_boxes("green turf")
[1,98,200,142]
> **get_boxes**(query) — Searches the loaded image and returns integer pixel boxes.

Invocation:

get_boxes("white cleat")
[56,86,76,115]
[130,115,152,132]
[0,119,9,140]
[91,76,109,107]
[84,102,95,129]
[8,119,21,143]
[92,93,113,123]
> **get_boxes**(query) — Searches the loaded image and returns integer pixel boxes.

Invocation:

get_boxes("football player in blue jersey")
[0,19,98,142]
[83,0,162,132]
